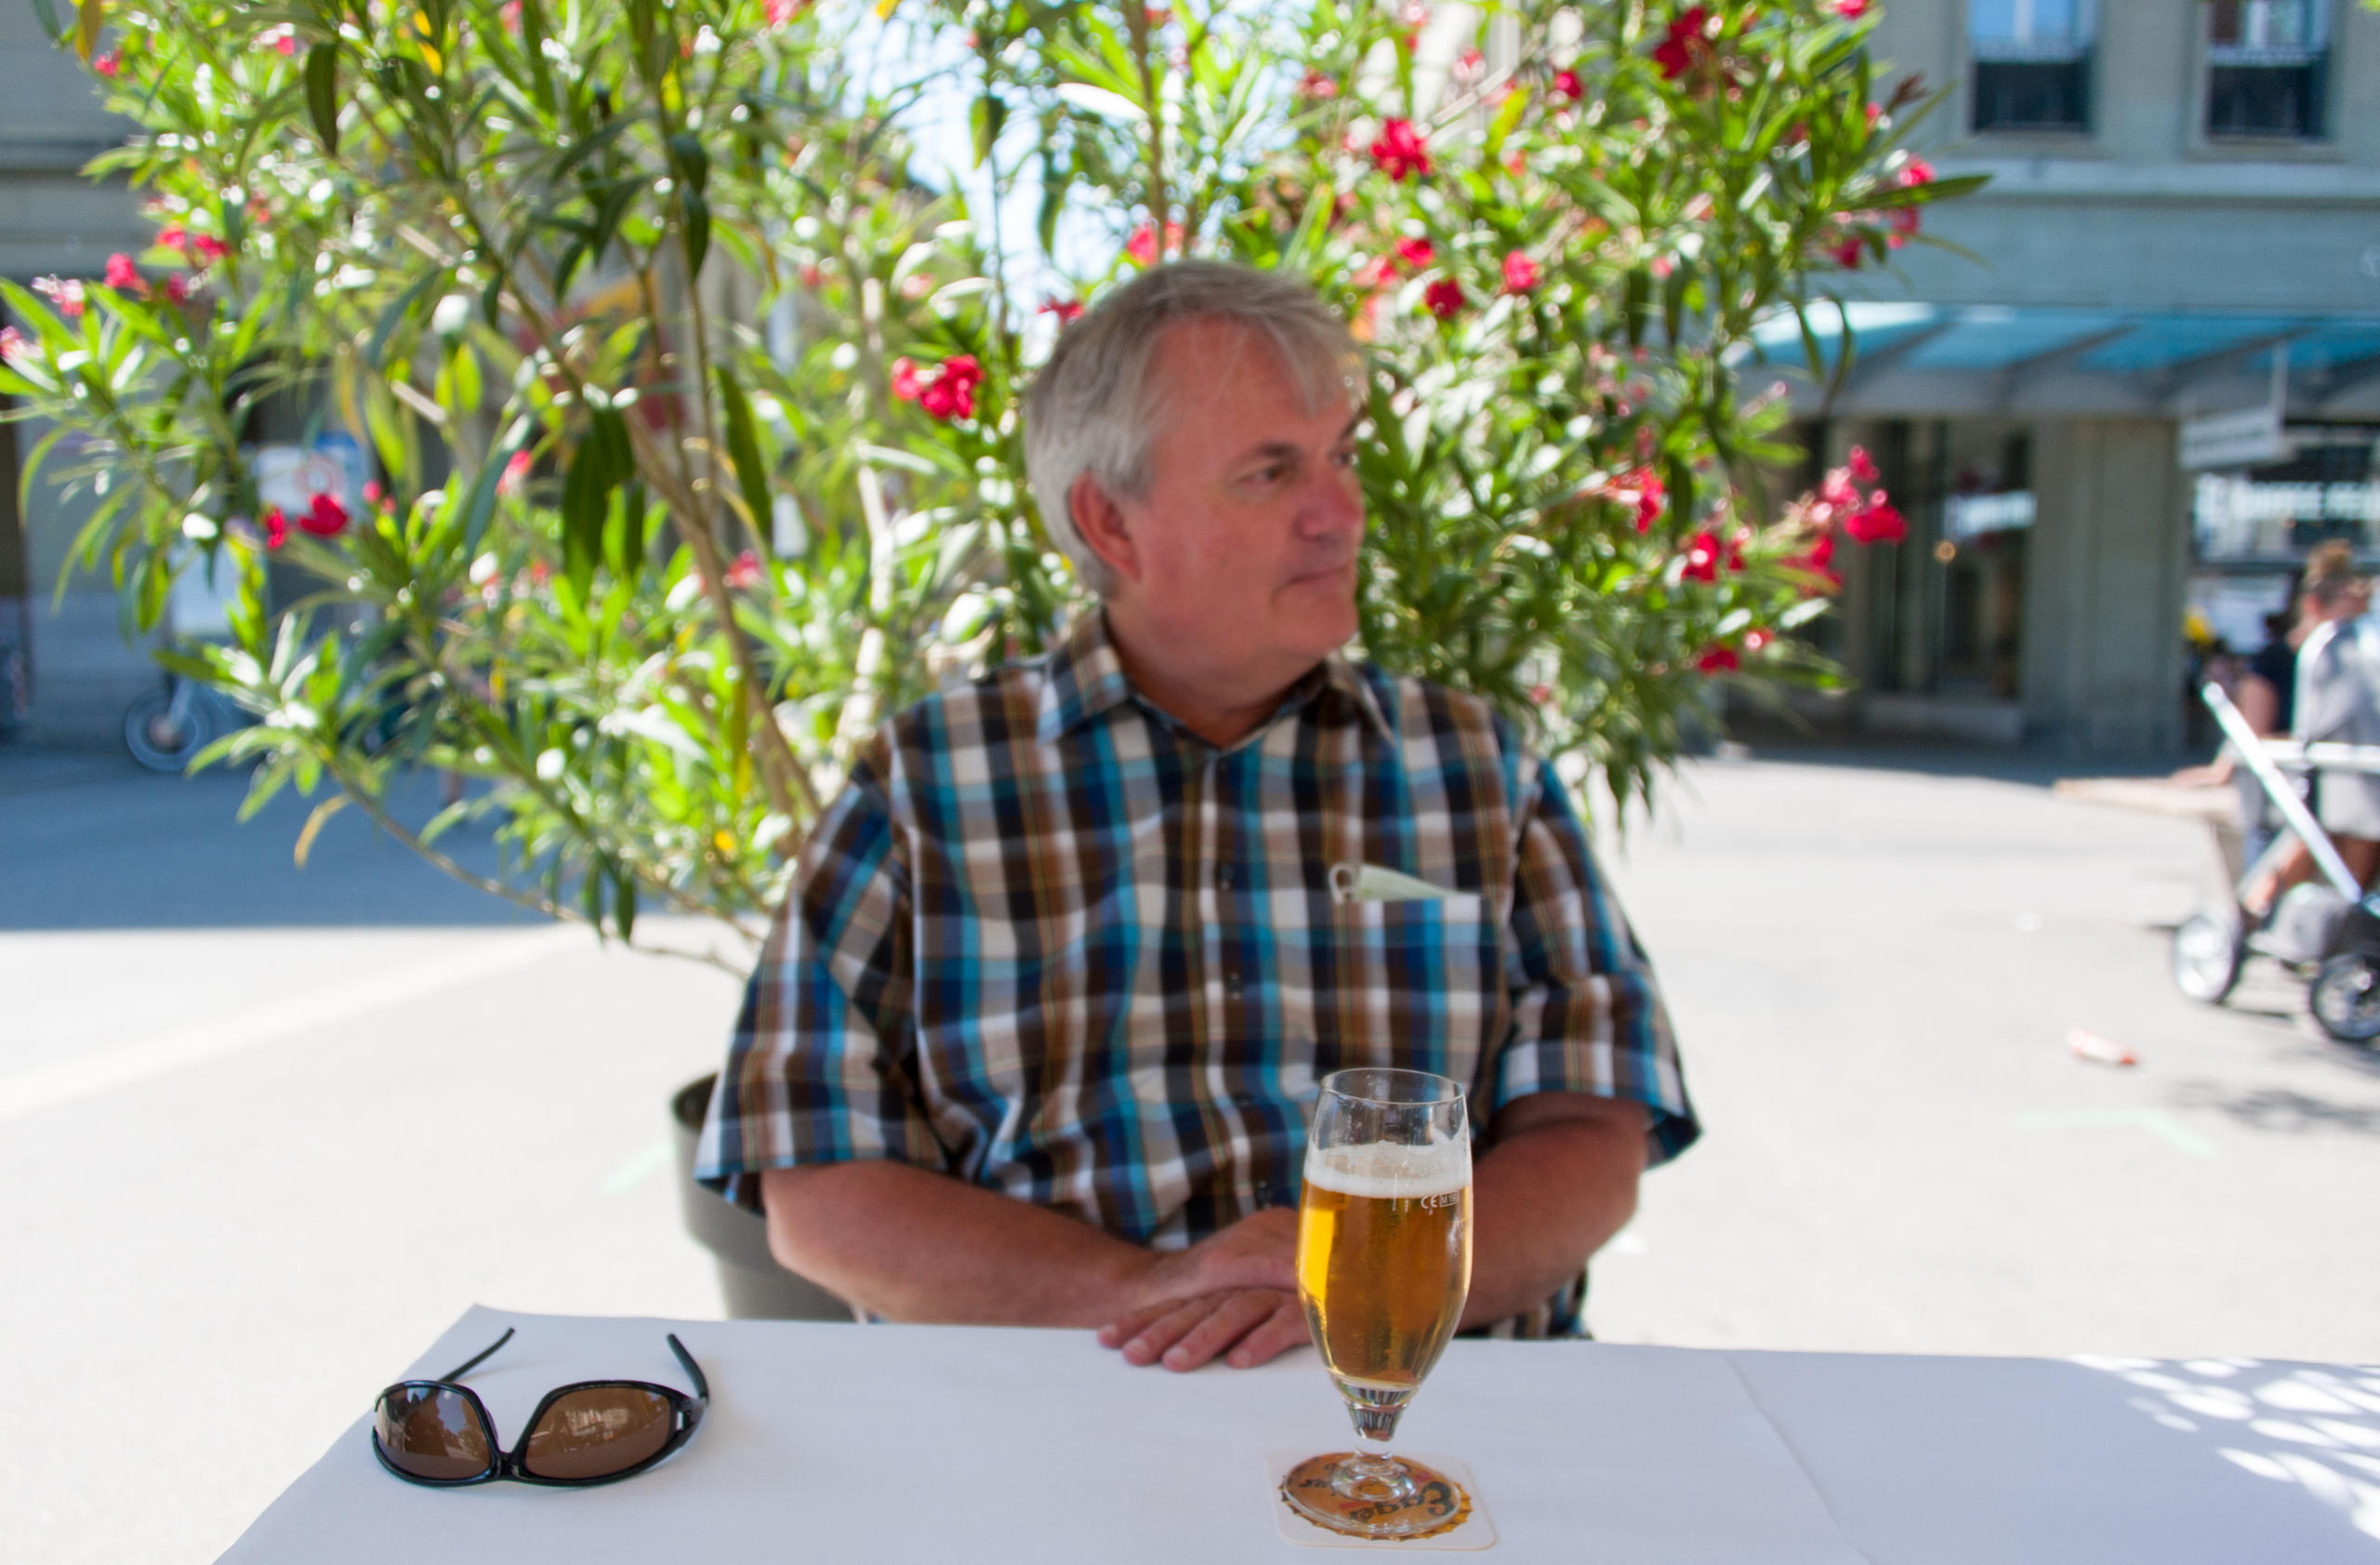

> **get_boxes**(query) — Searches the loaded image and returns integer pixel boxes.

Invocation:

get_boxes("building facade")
[1774,0,2380,754]
[0,7,149,747]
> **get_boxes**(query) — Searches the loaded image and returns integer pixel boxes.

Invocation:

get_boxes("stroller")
[2173,683,2380,1043]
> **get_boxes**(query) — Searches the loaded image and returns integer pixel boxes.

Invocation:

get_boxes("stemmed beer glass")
[1288,1067,1474,1539]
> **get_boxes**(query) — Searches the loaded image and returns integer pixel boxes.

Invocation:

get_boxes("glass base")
[1279,1452,1474,1541]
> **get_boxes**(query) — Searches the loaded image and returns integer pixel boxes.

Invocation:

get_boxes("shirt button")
[1223,969,1246,997]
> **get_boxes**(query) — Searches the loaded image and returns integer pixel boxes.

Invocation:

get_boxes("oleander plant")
[1,0,1974,954]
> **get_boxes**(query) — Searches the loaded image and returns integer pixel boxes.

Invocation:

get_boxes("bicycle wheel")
[2171,907,2245,1006]
[123,687,213,772]
[2309,953,2380,1045]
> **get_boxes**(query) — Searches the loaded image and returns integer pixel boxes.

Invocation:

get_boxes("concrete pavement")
[2,742,2376,1564]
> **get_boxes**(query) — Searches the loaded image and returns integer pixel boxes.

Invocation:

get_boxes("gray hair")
[1022,259,1361,595]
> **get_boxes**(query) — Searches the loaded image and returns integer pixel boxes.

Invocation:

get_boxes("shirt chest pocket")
[1298,892,1501,1083]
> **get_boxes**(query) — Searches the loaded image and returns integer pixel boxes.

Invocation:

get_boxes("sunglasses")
[371,1326,708,1488]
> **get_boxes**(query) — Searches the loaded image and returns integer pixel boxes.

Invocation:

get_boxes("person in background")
[2245,544,2375,915]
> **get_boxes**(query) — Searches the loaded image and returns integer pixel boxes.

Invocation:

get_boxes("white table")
[220,1307,2380,1562]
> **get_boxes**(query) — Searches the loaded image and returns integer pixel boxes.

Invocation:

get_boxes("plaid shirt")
[697,611,1695,1336]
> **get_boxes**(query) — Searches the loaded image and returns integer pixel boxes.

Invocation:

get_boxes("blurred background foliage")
[1,0,1971,954]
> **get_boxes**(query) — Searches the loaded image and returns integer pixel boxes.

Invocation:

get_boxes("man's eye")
[1330,448,1356,470]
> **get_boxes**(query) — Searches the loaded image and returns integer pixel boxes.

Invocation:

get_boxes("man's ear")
[1070,472,1142,586]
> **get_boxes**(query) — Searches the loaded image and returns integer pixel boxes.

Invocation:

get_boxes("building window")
[2206,0,2330,139]
[1970,0,2096,133]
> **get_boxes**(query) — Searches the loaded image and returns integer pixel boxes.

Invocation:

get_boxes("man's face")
[1104,319,1365,683]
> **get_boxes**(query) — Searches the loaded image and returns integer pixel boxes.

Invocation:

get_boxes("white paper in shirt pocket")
[1329,862,1461,905]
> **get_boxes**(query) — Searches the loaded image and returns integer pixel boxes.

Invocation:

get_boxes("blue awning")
[1742,303,2380,418]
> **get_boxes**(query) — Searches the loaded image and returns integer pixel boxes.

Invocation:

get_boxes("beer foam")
[1303,1139,1470,1200]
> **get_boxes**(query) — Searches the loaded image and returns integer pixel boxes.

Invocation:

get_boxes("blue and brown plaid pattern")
[697,611,1694,1336]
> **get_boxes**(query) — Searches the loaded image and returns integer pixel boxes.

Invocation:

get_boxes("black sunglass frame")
[369,1326,709,1489]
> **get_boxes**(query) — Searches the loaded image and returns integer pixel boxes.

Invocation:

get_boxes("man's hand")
[1097,1288,1308,1371]
[1097,1206,1310,1372]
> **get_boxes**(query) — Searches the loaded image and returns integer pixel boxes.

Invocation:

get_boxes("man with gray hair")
[698,259,1694,1368]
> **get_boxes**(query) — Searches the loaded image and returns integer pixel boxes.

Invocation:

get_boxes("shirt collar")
[1035,610,1395,747]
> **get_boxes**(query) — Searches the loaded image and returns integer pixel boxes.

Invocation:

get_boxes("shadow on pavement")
[0,744,541,930]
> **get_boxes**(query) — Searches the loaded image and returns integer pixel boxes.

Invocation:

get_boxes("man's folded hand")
[1097,1287,1309,1372]
[1097,1206,1310,1371]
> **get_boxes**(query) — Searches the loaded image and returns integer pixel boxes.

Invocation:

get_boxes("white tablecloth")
[219,1307,2380,1563]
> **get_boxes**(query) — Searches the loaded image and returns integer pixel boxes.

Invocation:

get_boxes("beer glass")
[1289,1067,1473,1537]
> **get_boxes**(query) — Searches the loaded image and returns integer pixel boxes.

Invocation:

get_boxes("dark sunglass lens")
[522,1388,674,1480]
[375,1386,495,1481]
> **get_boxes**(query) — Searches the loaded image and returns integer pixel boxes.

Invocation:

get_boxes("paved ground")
[3,741,2376,1564]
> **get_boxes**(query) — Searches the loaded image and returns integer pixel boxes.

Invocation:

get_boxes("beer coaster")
[1265,1450,1497,1550]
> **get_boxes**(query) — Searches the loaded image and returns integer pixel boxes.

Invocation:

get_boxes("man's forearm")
[760,1161,1153,1326]
[1461,1098,1646,1329]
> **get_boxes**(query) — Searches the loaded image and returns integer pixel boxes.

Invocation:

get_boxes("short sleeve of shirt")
[694,748,946,1213]
[1493,758,1699,1166]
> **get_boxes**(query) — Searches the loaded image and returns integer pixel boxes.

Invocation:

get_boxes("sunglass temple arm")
[433,1326,517,1384]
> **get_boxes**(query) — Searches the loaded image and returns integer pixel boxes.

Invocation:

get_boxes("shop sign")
[1945,491,2036,541]
[2180,405,2284,471]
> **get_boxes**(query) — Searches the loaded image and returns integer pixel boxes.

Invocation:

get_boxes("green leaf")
[304,43,339,154]
[668,131,709,196]
[713,365,772,539]
[74,0,101,60]
[969,91,1008,167]
[681,190,710,278]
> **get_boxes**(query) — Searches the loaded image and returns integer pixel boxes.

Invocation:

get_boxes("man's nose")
[1296,466,1366,540]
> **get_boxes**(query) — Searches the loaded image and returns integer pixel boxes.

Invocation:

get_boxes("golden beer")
[1296,1140,1473,1402]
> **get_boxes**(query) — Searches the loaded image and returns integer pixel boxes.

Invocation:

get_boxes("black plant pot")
[670,1074,855,1321]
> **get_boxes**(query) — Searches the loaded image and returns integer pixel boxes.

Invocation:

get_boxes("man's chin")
[1276,579,1359,656]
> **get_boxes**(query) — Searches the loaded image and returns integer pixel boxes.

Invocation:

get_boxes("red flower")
[1898,156,1935,188]
[723,550,764,589]
[192,234,229,264]
[1652,7,1713,80]
[93,48,121,77]
[1827,235,1865,270]
[1628,467,1667,532]
[1038,297,1085,325]
[764,0,808,23]
[1695,643,1740,673]
[1831,0,1870,15]
[1297,67,1338,100]
[33,276,85,319]
[258,23,298,55]
[1394,236,1435,270]
[1368,118,1433,181]
[1422,278,1465,319]
[1844,494,1905,544]
[1124,219,1183,265]
[0,326,29,365]
[500,450,534,496]
[103,253,145,295]
[298,492,350,537]
[1553,66,1584,101]
[1681,529,1723,583]
[1501,250,1540,294]
[163,273,195,305]
[901,354,985,421]
[1847,446,1878,484]
[261,506,289,550]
